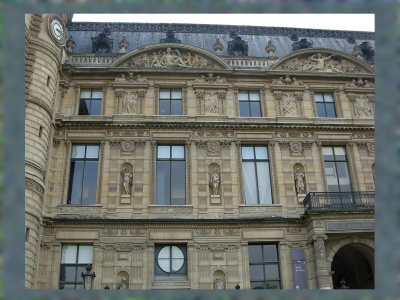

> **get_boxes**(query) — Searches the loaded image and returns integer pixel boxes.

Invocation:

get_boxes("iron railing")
[303,192,374,212]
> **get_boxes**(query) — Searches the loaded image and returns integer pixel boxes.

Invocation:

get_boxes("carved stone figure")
[213,38,224,55]
[265,40,276,56]
[214,277,224,289]
[122,91,137,113]
[150,50,164,67]
[204,92,218,114]
[162,48,190,68]
[356,97,372,117]
[294,168,305,194]
[115,74,127,82]
[210,168,220,196]
[121,168,133,195]
[291,77,304,86]
[117,277,127,289]
[272,77,284,85]
[118,36,129,53]
[352,44,363,59]
[305,53,333,72]
[345,79,356,87]
[364,80,374,88]
[66,36,75,53]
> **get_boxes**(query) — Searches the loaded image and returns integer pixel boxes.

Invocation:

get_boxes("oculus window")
[248,244,281,289]
[242,146,273,204]
[154,245,187,281]
[79,89,102,115]
[315,93,336,118]
[156,145,186,205]
[59,245,93,289]
[159,89,182,115]
[239,91,261,117]
[67,145,99,205]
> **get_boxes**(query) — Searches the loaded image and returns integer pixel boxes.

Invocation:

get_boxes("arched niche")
[208,162,221,201]
[120,162,134,199]
[109,43,233,71]
[268,48,374,75]
[116,270,129,289]
[293,163,306,196]
[213,270,226,289]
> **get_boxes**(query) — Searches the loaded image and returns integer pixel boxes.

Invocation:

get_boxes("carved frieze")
[102,229,119,236]
[148,205,193,216]
[239,205,282,217]
[347,94,375,117]
[57,205,102,218]
[113,88,147,114]
[273,92,303,116]
[25,178,44,196]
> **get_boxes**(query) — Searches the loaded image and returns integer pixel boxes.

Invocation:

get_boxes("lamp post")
[338,279,349,289]
[235,283,240,289]
[81,264,96,289]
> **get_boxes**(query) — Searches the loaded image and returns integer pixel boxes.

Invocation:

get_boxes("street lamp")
[81,264,96,289]
[338,279,349,289]
[235,283,240,289]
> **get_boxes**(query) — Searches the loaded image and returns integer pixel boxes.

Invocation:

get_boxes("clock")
[48,16,66,45]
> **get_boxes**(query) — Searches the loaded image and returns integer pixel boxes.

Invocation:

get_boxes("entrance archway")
[331,243,374,289]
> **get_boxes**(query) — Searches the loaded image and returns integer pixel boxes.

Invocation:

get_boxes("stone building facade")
[25,14,375,290]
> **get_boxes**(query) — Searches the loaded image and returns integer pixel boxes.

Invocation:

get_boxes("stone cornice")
[68,22,374,40]
[26,96,53,118]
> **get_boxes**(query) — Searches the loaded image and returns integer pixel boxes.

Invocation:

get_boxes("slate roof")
[67,22,375,58]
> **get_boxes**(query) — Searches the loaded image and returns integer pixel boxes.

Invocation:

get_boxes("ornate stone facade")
[25,16,374,290]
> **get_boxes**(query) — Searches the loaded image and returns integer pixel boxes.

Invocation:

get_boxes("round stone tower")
[25,13,72,289]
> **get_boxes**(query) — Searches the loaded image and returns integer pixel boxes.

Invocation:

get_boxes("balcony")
[303,192,374,212]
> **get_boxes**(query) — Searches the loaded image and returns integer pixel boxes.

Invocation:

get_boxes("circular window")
[157,246,184,273]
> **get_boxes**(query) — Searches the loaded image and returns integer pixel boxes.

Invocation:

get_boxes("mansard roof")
[67,22,374,58]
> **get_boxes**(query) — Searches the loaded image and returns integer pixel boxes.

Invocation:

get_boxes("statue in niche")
[121,168,133,195]
[210,168,220,196]
[122,91,137,113]
[204,92,218,113]
[117,277,127,289]
[304,53,333,72]
[294,168,305,195]
[214,277,224,290]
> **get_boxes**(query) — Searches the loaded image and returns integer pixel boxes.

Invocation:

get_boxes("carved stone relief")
[114,89,147,114]
[274,92,303,116]
[348,94,375,117]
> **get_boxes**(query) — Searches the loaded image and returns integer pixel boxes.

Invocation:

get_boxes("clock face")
[51,19,64,41]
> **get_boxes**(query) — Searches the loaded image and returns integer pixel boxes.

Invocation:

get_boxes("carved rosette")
[120,140,135,156]
[196,140,231,156]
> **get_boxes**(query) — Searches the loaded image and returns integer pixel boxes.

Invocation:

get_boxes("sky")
[72,14,375,32]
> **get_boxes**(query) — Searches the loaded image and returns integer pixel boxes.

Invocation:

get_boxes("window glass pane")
[76,266,86,282]
[251,282,265,289]
[255,147,268,160]
[72,145,86,159]
[171,246,184,259]
[242,147,254,159]
[158,246,171,259]
[239,102,250,117]
[159,90,170,99]
[159,100,170,115]
[91,90,103,98]
[85,146,99,158]
[263,244,278,262]
[171,146,184,159]
[325,103,336,118]
[61,245,77,263]
[60,266,76,282]
[79,100,89,115]
[264,265,280,280]
[323,93,334,102]
[171,90,182,99]
[257,162,272,204]
[171,100,182,115]
[89,100,101,115]
[78,246,93,263]
[61,284,75,289]
[322,147,334,160]
[250,102,261,117]
[336,162,351,189]
[266,281,281,289]
[81,161,98,205]
[171,161,185,205]
[80,90,91,98]
[248,245,262,264]
[172,258,184,272]
[158,146,170,159]
[243,162,258,204]
[238,92,249,100]
[69,161,84,204]
[156,161,171,205]
[249,93,260,101]
[75,284,84,290]
[316,103,326,117]
[250,265,264,281]
[158,258,170,272]
[334,147,346,160]
[314,94,323,102]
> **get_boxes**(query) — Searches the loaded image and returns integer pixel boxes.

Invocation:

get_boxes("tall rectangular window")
[79,89,102,115]
[323,146,352,193]
[59,245,93,289]
[159,89,182,115]
[315,92,336,117]
[248,244,281,289]
[242,146,273,204]
[239,91,261,117]
[67,145,99,204]
[156,145,186,205]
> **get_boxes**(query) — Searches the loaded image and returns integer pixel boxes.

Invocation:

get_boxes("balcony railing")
[303,192,374,212]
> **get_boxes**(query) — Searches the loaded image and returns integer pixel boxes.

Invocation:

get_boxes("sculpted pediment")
[268,48,374,75]
[109,43,233,70]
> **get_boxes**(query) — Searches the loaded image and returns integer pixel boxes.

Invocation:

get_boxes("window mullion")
[254,160,260,204]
